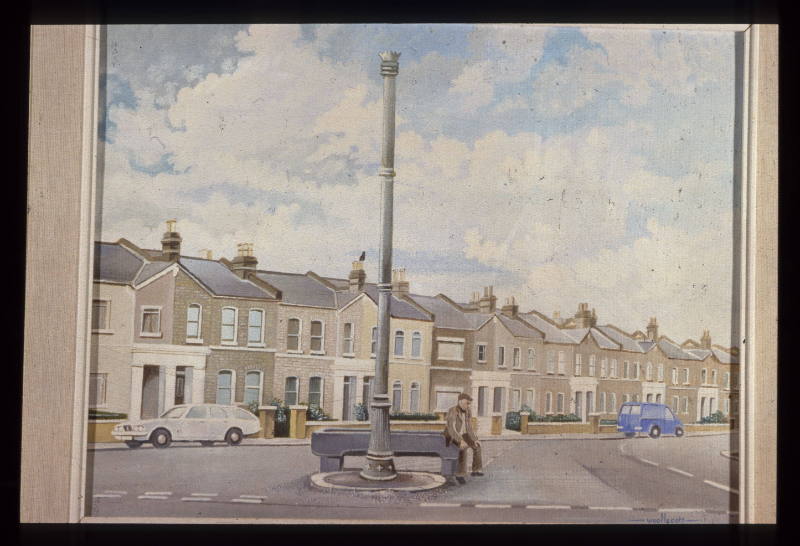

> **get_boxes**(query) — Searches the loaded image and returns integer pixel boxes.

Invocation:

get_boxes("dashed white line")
[475,504,512,509]
[137,495,169,500]
[238,495,268,499]
[420,502,462,508]
[703,480,739,494]
[181,497,212,502]
[103,490,127,495]
[144,491,172,496]
[525,505,571,510]
[666,466,694,477]
[659,508,703,513]
[588,506,633,511]
[231,498,262,504]
[191,493,218,497]
[637,457,659,467]
[93,494,122,498]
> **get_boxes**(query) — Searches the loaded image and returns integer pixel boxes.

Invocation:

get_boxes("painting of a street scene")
[86,24,741,523]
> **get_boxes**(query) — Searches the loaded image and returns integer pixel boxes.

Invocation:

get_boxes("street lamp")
[361,51,401,481]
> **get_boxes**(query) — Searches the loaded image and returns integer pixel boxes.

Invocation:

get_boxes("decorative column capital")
[379,51,400,76]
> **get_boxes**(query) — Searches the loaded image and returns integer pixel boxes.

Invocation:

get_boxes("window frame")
[308,376,324,408]
[186,303,203,343]
[391,380,402,413]
[411,331,423,359]
[409,381,420,412]
[600,357,607,378]
[140,306,162,338]
[557,351,566,375]
[588,354,596,377]
[546,351,555,374]
[556,392,564,414]
[92,299,111,333]
[287,318,302,353]
[310,319,325,354]
[216,369,235,405]
[342,322,355,356]
[497,345,506,368]
[243,370,263,406]
[527,347,536,370]
[394,330,405,357]
[220,307,238,345]
[477,343,487,363]
[610,358,618,378]
[284,376,299,406]
[88,372,107,407]
[371,326,378,356]
[247,308,265,347]
[574,353,583,376]
[512,347,521,369]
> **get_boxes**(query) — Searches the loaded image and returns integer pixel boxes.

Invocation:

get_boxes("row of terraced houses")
[90,223,739,432]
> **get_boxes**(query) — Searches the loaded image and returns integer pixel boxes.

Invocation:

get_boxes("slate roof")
[712,347,737,364]
[518,312,577,344]
[180,258,273,299]
[562,327,590,343]
[496,313,544,339]
[255,271,336,308]
[638,340,657,352]
[407,294,475,330]
[597,325,646,353]
[134,261,173,285]
[591,328,621,349]
[323,277,350,291]
[359,285,432,321]
[686,348,713,360]
[657,337,701,360]
[94,242,145,284]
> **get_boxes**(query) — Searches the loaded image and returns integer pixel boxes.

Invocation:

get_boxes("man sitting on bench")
[443,393,483,484]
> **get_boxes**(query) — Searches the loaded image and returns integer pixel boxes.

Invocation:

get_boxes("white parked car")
[112,403,261,448]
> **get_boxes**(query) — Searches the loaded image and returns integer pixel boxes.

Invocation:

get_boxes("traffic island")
[310,471,446,492]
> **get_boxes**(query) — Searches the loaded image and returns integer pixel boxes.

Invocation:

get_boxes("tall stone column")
[129,365,143,420]
[361,51,400,481]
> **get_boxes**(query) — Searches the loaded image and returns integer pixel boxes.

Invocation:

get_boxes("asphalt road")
[85,433,738,523]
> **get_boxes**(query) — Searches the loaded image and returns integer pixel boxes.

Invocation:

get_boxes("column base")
[360,453,397,481]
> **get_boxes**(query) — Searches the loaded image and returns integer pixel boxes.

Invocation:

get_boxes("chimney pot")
[161,219,182,261]
[230,242,258,277]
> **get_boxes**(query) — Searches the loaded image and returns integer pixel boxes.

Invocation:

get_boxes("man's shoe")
[471,471,484,477]
[455,477,466,484]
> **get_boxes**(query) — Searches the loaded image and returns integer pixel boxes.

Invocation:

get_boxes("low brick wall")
[522,421,594,435]
[88,420,124,443]
[304,420,445,439]
[598,424,618,433]
[684,423,734,433]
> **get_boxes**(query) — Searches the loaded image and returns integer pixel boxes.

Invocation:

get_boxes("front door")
[575,391,583,421]
[141,365,161,419]
[175,367,186,405]
[342,376,356,420]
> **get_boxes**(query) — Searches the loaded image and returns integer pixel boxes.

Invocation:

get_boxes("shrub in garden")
[306,404,334,421]
[353,402,369,421]
[699,410,728,424]
[88,409,128,420]
[505,411,521,431]
[270,398,290,437]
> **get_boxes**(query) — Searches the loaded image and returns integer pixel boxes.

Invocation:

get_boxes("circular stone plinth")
[310,471,446,492]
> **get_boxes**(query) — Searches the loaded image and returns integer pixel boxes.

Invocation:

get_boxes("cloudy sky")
[98,24,739,346]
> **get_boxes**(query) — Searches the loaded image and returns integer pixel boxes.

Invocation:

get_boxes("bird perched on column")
[359,251,366,262]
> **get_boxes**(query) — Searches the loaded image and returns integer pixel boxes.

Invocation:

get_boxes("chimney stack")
[574,302,596,328]
[161,219,182,261]
[199,249,213,260]
[230,242,258,278]
[647,317,659,341]
[501,296,519,317]
[701,329,711,349]
[478,286,497,313]
[391,268,409,296]
[349,261,366,293]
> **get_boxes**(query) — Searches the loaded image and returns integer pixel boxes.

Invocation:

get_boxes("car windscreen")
[185,406,209,419]
[161,407,186,419]
[664,407,676,420]
[629,405,642,415]
[620,406,632,415]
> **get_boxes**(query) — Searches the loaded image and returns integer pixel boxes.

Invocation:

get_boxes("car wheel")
[200,441,215,447]
[675,427,685,438]
[150,428,172,448]
[125,440,143,449]
[649,425,661,439]
[225,428,243,446]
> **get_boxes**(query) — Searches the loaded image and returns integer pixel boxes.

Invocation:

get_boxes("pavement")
[84,432,738,523]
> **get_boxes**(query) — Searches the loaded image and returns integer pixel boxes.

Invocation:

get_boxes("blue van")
[617,402,685,438]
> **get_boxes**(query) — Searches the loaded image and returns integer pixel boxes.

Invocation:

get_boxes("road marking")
[181,497,212,502]
[588,506,633,511]
[666,466,694,477]
[659,508,704,512]
[526,505,571,510]
[239,495,268,499]
[475,504,512,509]
[144,491,172,496]
[103,490,127,495]
[703,480,739,494]
[93,494,122,498]
[420,502,462,508]
[137,495,169,500]
[231,498,262,504]
[191,493,218,497]
[637,457,659,467]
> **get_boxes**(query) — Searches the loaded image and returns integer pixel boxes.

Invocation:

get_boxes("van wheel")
[649,425,661,439]
[225,428,243,446]
[675,427,684,438]
[151,428,172,448]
